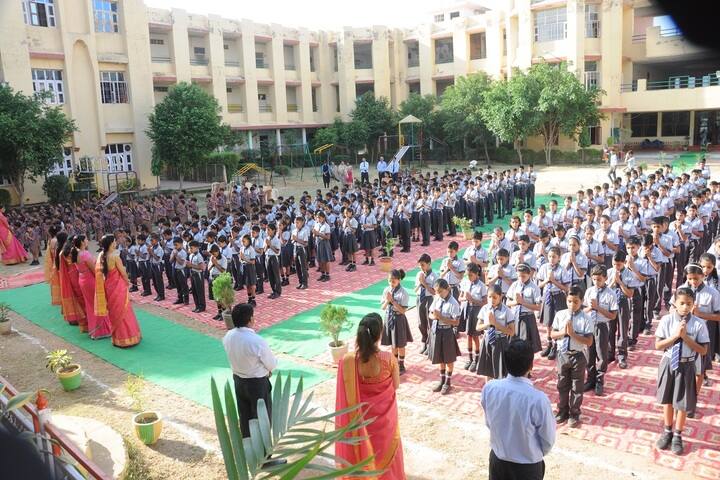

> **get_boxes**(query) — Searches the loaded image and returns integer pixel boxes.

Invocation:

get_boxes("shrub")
[273,165,290,176]
[208,151,240,174]
[0,188,11,207]
[42,175,71,204]
[117,178,138,192]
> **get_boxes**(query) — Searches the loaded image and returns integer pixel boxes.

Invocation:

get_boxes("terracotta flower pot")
[133,411,163,445]
[378,257,393,272]
[462,230,474,240]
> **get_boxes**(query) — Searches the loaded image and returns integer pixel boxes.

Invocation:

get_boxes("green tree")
[147,82,231,188]
[398,93,442,139]
[312,118,343,151]
[0,85,76,206]
[440,73,494,164]
[340,119,369,162]
[527,63,603,165]
[481,69,541,165]
[350,92,395,161]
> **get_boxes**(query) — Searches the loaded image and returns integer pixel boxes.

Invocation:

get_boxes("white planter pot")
[222,310,234,330]
[329,342,349,364]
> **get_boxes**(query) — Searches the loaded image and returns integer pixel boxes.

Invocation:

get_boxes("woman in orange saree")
[0,205,28,265]
[95,234,141,348]
[59,235,87,332]
[73,235,111,339]
[44,226,62,308]
[335,313,405,480]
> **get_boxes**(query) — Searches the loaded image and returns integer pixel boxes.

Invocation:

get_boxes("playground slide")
[392,145,411,164]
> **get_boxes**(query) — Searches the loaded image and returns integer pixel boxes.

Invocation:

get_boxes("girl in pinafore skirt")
[459,263,488,372]
[506,263,543,353]
[427,279,462,395]
[476,284,516,380]
[359,203,377,266]
[313,211,333,282]
[239,234,257,306]
[381,269,413,374]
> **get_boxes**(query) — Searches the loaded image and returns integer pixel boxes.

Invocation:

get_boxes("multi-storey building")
[1,0,718,204]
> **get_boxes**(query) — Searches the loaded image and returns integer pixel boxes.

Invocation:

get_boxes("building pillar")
[247,131,253,149]
[276,129,282,155]
[688,111,695,146]
[656,112,663,138]
[302,127,307,145]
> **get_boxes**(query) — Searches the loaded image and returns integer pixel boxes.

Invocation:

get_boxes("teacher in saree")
[0,204,28,265]
[335,313,405,479]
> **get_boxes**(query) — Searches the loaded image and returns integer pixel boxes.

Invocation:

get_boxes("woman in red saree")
[95,234,141,348]
[336,313,405,480]
[72,235,111,339]
[59,235,87,332]
[0,205,28,265]
[44,226,62,308]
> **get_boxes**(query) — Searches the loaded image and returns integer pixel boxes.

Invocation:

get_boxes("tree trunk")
[483,140,490,167]
[179,173,184,190]
[581,148,585,165]
[545,140,552,166]
[513,139,523,166]
[14,177,25,208]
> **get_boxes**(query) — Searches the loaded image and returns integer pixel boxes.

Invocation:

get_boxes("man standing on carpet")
[223,303,278,437]
[481,339,556,479]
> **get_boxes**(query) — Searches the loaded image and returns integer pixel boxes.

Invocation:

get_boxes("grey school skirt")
[241,263,257,286]
[476,334,509,379]
[360,230,377,252]
[382,312,413,348]
[459,305,481,337]
[656,355,697,412]
[316,239,334,263]
[516,312,542,353]
[427,324,461,364]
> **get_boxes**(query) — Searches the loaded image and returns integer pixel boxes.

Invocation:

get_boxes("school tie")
[544,286,552,306]
[591,288,602,323]
[560,312,574,353]
[487,325,496,346]
[670,339,683,371]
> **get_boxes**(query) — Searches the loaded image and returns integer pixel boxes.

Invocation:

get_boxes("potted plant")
[0,303,11,335]
[319,303,351,364]
[452,216,474,240]
[45,349,82,392]
[211,272,235,330]
[126,374,163,445]
[378,229,396,273]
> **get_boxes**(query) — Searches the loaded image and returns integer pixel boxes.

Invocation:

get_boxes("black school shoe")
[546,345,557,360]
[584,381,596,392]
[541,343,553,357]
[568,416,580,428]
[594,383,604,396]
[555,411,569,424]
[30,260,39,266]
[671,435,684,455]
[172,299,184,305]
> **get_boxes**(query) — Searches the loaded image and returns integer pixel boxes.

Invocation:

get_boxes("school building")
[1,0,719,203]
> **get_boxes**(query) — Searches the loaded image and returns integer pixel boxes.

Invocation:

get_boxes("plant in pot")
[0,302,12,335]
[125,374,163,445]
[319,303,351,364]
[452,216,474,240]
[211,272,235,330]
[45,349,82,392]
[378,229,396,273]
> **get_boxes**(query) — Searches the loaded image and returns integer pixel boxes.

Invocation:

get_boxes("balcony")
[256,60,269,69]
[190,57,209,66]
[287,104,300,112]
[259,104,273,113]
[631,26,707,59]
[228,104,244,113]
[285,63,296,71]
[225,60,241,67]
[584,71,600,90]
[152,56,172,63]
[620,76,720,112]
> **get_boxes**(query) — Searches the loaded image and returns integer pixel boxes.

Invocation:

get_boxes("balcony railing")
[259,104,272,112]
[225,60,241,67]
[152,56,172,63]
[354,60,373,69]
[285,63,296,71]
[621,74,720,92]
[287,103,299,112]
[227,104,243,113]
[256,60,269,69]
[632,26,682,43]
[584,71,600,90]
[190,57,208,66]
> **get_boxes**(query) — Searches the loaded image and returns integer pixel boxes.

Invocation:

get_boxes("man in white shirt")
[359,157,370,184]
[481,339,556,479]
[377,156,387,182]
[223,303,278,438]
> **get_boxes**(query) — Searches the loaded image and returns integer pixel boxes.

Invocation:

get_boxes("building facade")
[1,0,719,203]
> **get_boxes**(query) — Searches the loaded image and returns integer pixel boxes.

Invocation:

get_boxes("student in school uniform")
[127,236,139,292]
[136,234,152,297]
[264,223,282,299]
[340,207,358,272]
[440,241,465,300]
[506,263,543,354]
[476,285,515,380]
[583,265,618,396]
[607,251,636,369]
[639,234,663,334]
[415,254,437,355]
[279,219,293,286]
[170,237,189,305]
[427,279,462,394]
[161,228,175,290]
[486,249,518,298]
[655,287,709,454]
[551,286,595,428]
[380,269,413,374]
[148,233,165,301]
[462,231,488,280]
[459,263,488,372]
[239,234,257,306]
[314,211,333,282]
[359,203,378,266]
[699,253,720,367]
[187,240,206,313]
[291,216,310,290]
[538,247,571,359]
[208,244,227,320]
[251,226,266,295]
[561,235,588,291]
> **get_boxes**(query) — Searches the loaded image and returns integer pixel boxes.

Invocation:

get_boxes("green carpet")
[260,194,558,360]
[0,283,331,409]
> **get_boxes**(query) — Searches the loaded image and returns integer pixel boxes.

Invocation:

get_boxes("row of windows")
[45,144,133,179]
[30,69,128,105]
[22,0,118,32]
[630,112,692,138]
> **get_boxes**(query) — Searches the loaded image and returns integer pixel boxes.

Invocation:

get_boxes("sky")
[144,0,458,29]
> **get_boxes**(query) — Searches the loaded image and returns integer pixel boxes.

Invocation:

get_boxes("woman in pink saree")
[44,226,62,308]
[0,205,28,265]
[72,235,111,339]
[95,234,141,348]
[56,233,86,329]
[335,313,405,480]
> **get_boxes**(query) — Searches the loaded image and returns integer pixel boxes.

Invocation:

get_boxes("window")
[194,47,206,56]
[226,87,232,93]
[100,71,128,104]
[662,111,691,137]
[255,52,268,69]
[408,82,420,95]
[0,176,10,186]
[50,148,74,177]
[31,69,64,104]
[436,78,454,97]
[434,38,454,64]
[449,11,460,19]
[94,0,119,33]
[630,113,658,138]
[469,32,487,60]
[534,7,567,42]
[22,0,56,27]
[585,4,600,38]
[258,93,271,112]
[584,61,599,89]
[434,14,444,23]
[105,144,133,172]
[224,44,229,50]
[150,38,164,45]
[353,43,372,69]
[310,49,316,72]
[311,87,318,112]
[588,125,601,145]
[334,85,340,112]
[284,45,296,70]
[154,85,169,92]
[407,41,419,67]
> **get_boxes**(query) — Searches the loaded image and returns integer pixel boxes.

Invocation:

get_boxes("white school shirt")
[265,236,281,257]
[510,249,537,270]
[506,279,542,316]
[478,303,514,342]
[593,228,619,256]
[487,263,517,294]
[460,277,487,308]
[429,294,462,326]
[223,327,278,378]
[241,245,256,262]
[674,283,720,316]
[359,161,369,173]
[536,263,570,294]
[583,285,618,323]
[560,251,588,284]
[209,255,227,278]
[415,270,438,303]
[552,309,594,353]
[463,245,488,267]
[655,313,709,360]
[441,256,466,286]
[381,285,409,313]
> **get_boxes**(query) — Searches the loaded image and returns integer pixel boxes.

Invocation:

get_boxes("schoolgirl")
[440,241,465,300]
[561,235,588,291]
[537,246,571,359]
[459,263,487,372]
[485,248,517,298]
[427,279,462,395]
[291,215,309,290]
[314,211,333,282]
[415,254,437,355]
[264,223,282,299]
[462,231,488,280]
[359,203,378,266]
[506,263,542,353]
[251,225,266,294]
[239,234,257,306]
[208,244,227,320]
[475,284,515,380]
[380,268,413,374]
[340,207,358,272]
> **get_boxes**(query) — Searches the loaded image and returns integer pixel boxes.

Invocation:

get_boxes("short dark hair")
[505,339,534,377]
[231,303,254,328]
